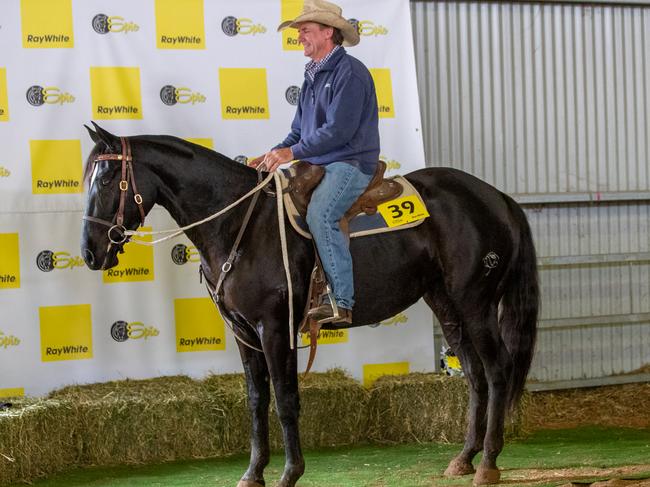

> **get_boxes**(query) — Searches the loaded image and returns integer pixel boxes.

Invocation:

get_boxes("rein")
[83,137,296,352]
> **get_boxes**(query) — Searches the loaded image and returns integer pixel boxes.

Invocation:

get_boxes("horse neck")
[146,148,261,257]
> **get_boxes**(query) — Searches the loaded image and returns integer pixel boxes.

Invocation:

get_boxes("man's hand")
[262,148,294,172]
[248,155,265,169]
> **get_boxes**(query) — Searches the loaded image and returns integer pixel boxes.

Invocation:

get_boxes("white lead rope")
[123,171,275,246]
[121,169,296,350]
[274,171,295,349]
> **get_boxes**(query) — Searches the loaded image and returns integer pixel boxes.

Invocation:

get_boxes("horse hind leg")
[463,304,512,485]
[423,293,488,477]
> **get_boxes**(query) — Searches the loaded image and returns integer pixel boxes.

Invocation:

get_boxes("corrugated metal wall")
[410,1,650,384]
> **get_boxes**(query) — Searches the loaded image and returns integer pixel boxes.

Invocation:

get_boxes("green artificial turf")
[11,427,650,487]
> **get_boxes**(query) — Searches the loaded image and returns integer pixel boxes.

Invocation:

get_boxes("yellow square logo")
[219,68,269,120]
[90,67,143,119]
[21,0,74,48]
[30,139,82,194]
[363,361,409,388]
[281,0,303,51]
[185,138,213,149]
[0,388,24,398]
[0,68,9,121]
[40,304,93,362]
[155,0,205,49]
[175,298,226,352]
[0,234,20,289]
[370,69,395,119]
[103,227,154,283]
[301,328,348,346]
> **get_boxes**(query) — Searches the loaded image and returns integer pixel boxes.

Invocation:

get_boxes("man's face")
[296,22,334,60]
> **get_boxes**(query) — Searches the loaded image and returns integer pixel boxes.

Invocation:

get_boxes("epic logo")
[36,250,85,272]
[380,156,401,171]
[221,17,266,36]
[369,313,408,328]
[0,167,9,177]
[234,155,248,165]
[160,85,206,105]
[26,86,75,106]
[285,86,300,106]
[349,19,389,36]
[0,331,20,349]
[171,244,200,265]
[111,321,159,342]
[92,14,139,34]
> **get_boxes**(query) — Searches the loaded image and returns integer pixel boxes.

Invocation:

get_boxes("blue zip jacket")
[276,47,380,175]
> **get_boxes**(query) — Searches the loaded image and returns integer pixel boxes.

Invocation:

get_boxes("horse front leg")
[236,341,271,487]
[263,327,304,487]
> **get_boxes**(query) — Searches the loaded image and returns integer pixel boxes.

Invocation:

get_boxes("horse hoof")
[444,457,475,476]
[473,466,500,485]
[237,481,264,487]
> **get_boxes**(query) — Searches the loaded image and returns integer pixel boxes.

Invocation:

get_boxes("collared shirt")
[305,45,341,82]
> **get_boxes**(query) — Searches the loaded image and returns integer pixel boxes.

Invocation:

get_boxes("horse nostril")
[83,249,95,266]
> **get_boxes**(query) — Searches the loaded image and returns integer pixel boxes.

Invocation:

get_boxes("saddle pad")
[281,174,429,239]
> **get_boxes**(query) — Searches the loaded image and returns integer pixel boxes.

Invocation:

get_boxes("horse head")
[81,122,158,270]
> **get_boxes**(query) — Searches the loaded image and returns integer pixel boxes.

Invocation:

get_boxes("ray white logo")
[92,14,139,34]
[26,85,75,106]
[36,250,85,272]
[0,331,20,349]
[160,85,206,105]
[171,244,200,265]
[369,312,408,328]
[349,18,388,36]
[0,166,10,177]
[285,85,300,106]
[111,320,159,342]
[221,16,266,36]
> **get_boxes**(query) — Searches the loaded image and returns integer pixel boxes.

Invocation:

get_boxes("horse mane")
[83,133,255,188]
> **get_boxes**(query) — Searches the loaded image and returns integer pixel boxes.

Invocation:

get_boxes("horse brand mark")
[483,252,499,275]
[222,16,266,36]
[26,86,75,106]
[92,14,139,34]
[285,86,300,106]
[160,85,206,105]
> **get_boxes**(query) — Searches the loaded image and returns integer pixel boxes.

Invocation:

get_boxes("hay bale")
[278,369,369,449]
[0,399,79,485]
[366,373,526,444]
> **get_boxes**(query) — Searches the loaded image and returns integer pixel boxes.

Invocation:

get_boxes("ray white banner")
[0,0,432,397]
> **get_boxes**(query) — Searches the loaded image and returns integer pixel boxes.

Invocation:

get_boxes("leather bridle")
[83,137,146,254]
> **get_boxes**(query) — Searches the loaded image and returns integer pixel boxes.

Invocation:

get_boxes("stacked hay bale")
[0,371,525,486]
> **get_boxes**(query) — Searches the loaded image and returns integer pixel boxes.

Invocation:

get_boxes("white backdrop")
[0,0,432,397]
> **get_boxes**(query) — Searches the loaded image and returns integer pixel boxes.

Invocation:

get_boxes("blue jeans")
[306,162,373,310]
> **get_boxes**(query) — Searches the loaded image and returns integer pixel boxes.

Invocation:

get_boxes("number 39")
[387,200,415,218]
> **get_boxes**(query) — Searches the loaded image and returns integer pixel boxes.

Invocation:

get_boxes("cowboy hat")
[277,0,360,47]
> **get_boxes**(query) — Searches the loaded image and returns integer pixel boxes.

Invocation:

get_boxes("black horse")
[81,123,539,487]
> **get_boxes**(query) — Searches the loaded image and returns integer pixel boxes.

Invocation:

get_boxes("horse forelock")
[82,143,104,188]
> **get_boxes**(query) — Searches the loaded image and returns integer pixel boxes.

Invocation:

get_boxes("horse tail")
[499,195,540,412]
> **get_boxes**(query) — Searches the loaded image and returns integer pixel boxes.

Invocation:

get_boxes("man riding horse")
[250,0,378,326]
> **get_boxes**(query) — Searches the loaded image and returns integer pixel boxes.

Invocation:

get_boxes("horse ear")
[84,124,101,144]
[90,121,118,148]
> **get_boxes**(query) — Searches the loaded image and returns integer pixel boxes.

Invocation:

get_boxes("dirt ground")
[508,381,650,486]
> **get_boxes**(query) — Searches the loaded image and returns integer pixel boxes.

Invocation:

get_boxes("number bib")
[377,195,430,227]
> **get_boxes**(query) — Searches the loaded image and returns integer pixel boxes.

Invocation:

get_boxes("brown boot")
[307,303,352,325]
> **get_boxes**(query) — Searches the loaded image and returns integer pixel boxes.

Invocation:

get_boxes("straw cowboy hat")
[277,0,360,47]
